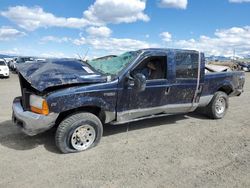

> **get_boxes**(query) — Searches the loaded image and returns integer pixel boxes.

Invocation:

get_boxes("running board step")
[110,113,178,125]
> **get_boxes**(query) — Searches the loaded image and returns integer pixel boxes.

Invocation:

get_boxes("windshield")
[88,51,139,75]
[0,61,6,66]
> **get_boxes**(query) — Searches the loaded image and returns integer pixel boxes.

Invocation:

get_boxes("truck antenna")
[83,48,89,61]
[233,48,236,63]
[77,53,83,61]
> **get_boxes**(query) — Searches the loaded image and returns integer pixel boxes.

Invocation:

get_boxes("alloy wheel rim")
[71,124,96,151]
[215,97,226,114]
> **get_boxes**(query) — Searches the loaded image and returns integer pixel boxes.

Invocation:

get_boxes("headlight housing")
[29,95,49,115]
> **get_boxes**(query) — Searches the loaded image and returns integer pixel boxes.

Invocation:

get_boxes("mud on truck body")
[12,49,245,153]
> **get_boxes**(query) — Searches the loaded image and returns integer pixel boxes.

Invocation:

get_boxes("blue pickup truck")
[12,49,245,153]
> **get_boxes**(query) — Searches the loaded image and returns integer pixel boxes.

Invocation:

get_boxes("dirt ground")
[0,73,249,188]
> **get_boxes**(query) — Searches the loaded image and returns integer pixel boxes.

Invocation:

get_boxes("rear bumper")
[230,88,244,97]
[12,97,58,136]
[235,90,243,96]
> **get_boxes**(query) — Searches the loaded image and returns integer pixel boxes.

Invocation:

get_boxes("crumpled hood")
[18,59,107,92]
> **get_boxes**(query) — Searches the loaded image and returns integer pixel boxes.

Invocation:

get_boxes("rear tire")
[55,112,103,154]
[206,91,228,119]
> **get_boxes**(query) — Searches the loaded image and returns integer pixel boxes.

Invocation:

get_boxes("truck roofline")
[139,48,202,54]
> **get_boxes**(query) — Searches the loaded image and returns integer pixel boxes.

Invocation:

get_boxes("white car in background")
[0,59,10,78]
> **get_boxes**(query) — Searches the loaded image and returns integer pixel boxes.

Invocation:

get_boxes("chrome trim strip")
[117,103,195,122]
[198,95,213,107]
[192,51,201,106]
[104,111,116,123]
[111,113,172,125]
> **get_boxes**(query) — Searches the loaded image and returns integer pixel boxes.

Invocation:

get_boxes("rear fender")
[216,82,234,95]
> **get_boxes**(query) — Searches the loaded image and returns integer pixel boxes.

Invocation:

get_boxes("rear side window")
[175,52,199,79]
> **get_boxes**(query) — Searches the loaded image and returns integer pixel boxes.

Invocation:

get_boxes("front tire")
[206,91,228,119]
[55,112,103,154]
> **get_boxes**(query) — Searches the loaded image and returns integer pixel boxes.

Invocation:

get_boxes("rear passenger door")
[162,51,200,113]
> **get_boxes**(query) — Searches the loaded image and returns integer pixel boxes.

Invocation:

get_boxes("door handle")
[165,87,171,95]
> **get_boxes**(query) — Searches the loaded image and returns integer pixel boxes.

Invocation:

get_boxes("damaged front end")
[17,59,108,92]
[16,59,108,111]
[13,59,109,135]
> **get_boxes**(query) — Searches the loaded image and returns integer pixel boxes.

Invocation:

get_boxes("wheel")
[206,91,228,119]
[55,112,103,153]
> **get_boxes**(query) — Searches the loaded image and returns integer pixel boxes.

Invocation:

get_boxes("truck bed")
[202,71,245,97]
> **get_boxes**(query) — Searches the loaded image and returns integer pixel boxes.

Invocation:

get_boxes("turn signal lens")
[30,95,49,115]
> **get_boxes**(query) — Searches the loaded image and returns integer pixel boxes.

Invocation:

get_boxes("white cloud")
[160,32,172,42]
[72,37,87,46]
[170,26,250,57]
[1,6,89,31]
[0,48,20,55]
[73,36,158,54]
[1,2,149,31]
[0,26,26,40]
[87,37,155,53]
[86,26,112,37]
[229,0,250,3]
[83,0,149,24]
[40,52,67,58]
[38,34,158,57]
[158,0,188,9]
[40,36,71,43]
[40,24,157,54]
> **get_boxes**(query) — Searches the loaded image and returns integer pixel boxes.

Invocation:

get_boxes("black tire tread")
[55,112,103,154]
[206,91,228,119]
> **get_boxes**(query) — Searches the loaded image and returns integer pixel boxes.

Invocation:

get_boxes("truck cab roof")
[140,48,201,54]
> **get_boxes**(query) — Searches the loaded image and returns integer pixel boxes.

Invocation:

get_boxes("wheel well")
[218,85,233,95]
[55,106,106,126]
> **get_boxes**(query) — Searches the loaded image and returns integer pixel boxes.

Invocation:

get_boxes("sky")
[0,0,250,58]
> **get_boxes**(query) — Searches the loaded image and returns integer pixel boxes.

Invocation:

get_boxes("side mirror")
[133,73,146,92]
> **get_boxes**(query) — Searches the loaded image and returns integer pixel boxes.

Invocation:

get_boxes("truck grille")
[18,74,32,111]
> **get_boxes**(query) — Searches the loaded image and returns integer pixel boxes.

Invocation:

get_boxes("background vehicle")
[10,57,34,72]
[12,49,245,153]
[3,58,13,68]
[0,59,9,78]
[8,58,17,71]
[237,61,250,72]
[35,58,46,62]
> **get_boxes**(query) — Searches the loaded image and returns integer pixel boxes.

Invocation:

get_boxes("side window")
[132,56,167,80]
[175,52,199,79]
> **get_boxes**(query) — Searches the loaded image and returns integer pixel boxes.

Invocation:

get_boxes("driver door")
[116,54,168,122]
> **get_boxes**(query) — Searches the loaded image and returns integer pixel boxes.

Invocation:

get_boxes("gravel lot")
[0,73,249,188]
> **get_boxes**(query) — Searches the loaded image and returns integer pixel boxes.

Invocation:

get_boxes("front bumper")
[12,97,59,136]
[0,71,9,77]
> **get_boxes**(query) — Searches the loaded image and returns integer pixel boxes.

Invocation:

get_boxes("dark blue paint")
[47,81,118,114]
[18,59,107,92]
[203,71,244,96]
[18,49,245,123]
